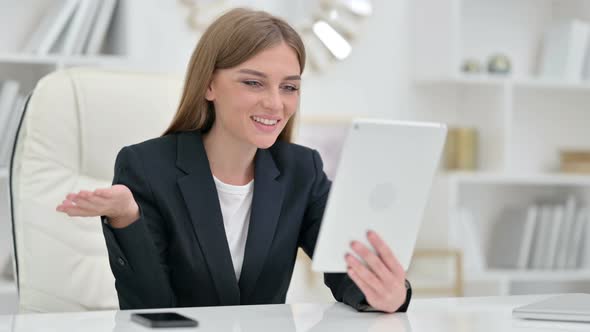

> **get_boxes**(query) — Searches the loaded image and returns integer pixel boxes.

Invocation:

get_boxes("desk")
[0,294,588,331]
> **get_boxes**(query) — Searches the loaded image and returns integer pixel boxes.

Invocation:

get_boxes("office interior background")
[1,0,590,314]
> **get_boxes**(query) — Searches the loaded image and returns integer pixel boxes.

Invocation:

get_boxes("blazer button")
[118,257,126,267]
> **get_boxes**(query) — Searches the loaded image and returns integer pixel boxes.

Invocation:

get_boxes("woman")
[56,8,411,313]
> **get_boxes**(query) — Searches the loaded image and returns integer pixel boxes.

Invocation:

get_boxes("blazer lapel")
[175,131,240,305]
[238,148,284,301]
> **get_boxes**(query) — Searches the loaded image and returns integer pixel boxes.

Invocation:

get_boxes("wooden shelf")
[514,78,590,91]
[444,171,590,186]
[415,74,507,87]
[0,52,59,65]
[0,52,129,66]
[416,75,590,91]
[59,54,129,66]
[468,269,590,282]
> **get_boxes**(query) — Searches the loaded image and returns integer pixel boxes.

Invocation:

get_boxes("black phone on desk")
[131,312,199,328]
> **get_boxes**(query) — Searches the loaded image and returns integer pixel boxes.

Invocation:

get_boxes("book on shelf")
[0,81,21,167]
[579,209,590,268]
[22,0,80,54]
[539,20,590,82]
[61,0,102,55]
[554,196,577,269]
[84,0,118,54]
[483,196,588,273]
[24,0,119,56]
[0,95,26,166]
[530,205,552,269]
[518,206,538,270]
[488,206,536,269]
[545,205,564,269]
[567,207,588,269]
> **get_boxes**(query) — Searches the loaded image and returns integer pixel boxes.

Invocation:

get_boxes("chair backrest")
[10,68,182,312]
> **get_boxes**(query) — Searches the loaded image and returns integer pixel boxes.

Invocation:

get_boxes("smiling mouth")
[251,116,280,126]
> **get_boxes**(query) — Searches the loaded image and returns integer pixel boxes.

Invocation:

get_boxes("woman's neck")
[202,126,256,186]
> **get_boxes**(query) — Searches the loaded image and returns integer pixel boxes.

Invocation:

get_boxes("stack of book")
[0,80,25,167]
[487,196,590,270]
[539,20,590,81]
[23,0,118,55]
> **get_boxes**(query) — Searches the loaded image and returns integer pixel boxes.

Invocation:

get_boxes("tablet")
[311,119,447,272]
[512,293,590,323]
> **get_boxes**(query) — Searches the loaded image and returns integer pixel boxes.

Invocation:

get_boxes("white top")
[1,294,583,331]
[213,175,254,281]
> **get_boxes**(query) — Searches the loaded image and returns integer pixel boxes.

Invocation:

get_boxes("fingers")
[367,231,405,278]
[350,240,395,285]
[56,189,111,217]
[56,200,98,217]
[346,232,409,313]
[347,264,378,302]
[346,252,384,293]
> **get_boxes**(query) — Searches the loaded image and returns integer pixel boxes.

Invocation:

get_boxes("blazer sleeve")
[298,149,411,312]
[101,146,176,309]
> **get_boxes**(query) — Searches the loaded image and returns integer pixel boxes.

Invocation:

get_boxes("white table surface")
[0,294,589,332]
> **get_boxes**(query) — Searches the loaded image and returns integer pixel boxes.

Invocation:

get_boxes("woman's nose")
[261,89,283,111]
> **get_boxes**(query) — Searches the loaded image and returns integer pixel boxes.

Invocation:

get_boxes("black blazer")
[101,130,410,311]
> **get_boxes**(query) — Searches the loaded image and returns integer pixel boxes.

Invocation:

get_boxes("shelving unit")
[417,74,590,91]
[412,0,590,296]
[448,171,590,186]
[472,269,590,282]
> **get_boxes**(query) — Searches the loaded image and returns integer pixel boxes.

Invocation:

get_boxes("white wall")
[300,1,410,119]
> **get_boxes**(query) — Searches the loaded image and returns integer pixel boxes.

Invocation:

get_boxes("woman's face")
[205,42,301,149]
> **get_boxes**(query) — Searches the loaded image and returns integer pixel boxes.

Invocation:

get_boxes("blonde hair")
[163,8,306,142]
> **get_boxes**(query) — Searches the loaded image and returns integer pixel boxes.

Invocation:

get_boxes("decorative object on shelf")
[178,0,373,73]
[414,0,590,297]
[487,53,511,75]
[461,58,482,73]
[443,127,478,170]
[560,150,590,173]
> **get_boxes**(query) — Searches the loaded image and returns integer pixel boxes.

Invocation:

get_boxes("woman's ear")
[205,84,215,101]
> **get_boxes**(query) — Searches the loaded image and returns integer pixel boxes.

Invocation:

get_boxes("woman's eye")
[243,80,262,87]
[282,85,299,92]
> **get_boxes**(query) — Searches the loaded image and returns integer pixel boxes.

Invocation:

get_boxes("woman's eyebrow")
[237,68,301,81]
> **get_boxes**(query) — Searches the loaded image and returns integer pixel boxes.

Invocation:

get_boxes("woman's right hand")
[56,184,140,229]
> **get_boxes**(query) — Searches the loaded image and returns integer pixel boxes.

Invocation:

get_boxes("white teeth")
[252,116,278,125]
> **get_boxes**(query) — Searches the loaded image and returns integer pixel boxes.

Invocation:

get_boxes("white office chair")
[9,67,333,313]
[10,68,182,312]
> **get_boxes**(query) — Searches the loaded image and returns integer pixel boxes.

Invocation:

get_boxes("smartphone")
[131,312,199,328]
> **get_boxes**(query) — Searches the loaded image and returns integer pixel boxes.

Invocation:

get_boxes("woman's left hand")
[346,230,407,313]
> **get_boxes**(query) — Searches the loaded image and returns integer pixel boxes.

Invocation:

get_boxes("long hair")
[162,8,306,142]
